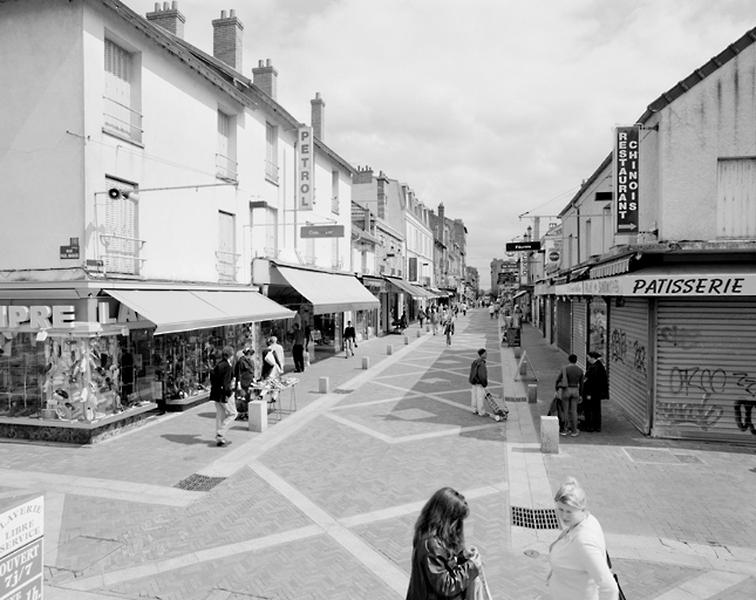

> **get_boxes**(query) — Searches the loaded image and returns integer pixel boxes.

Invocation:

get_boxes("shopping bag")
[304,350,311,367]
[547,391,561,416]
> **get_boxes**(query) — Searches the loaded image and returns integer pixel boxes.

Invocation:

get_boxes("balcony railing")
[265,159,279,184]
[215,153,238,182]
[215,250,240,282]
[100,233,146,276]
[102,96,143,144]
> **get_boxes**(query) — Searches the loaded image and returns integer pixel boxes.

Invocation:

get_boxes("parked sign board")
[0,496,44,600]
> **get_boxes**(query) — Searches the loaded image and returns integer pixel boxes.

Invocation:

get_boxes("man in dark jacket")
[234,347,256,400]
[583,350,608,432]
[210,345,237,447]
[555,353,584,437]
[343,320,357,358]
[468,348,488,416]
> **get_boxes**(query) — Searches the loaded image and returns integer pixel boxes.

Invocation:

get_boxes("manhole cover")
[624,448,681,464]
[673,454,703,464]
[174,473,226,491]
[333,389,354,394]
[511,506,560,529]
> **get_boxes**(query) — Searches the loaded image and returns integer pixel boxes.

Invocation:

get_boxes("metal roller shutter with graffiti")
[571,299,587,368]
[608,299,650,433]
[655,299,756,444]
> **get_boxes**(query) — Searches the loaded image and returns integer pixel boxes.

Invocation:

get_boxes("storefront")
[254,261,379,357]
[360,275,387,337]
[557,262,756,444]
[384,277,425,324]
[0,282,293,443]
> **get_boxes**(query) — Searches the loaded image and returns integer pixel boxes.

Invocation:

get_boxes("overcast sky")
[136,0,755,288]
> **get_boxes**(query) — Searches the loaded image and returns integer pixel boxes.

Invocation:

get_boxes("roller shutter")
[608,299,650,433]
[572,299,587,368]
[654,298,756,445]
[556,298,571,353]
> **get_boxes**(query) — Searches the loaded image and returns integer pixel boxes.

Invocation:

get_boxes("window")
[101,176,143,275]
[584,219,592,259]
[331,170,339,214]
[103,39,142,143]
[217,210,238,282]
[265,122,279,184]
[717,158,756,237]
[216,111,237,182]
[331,237,340,270]
[250,205,278,258]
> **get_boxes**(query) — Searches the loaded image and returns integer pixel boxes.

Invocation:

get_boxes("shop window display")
[0,332,122,422]
[589,298,607,357]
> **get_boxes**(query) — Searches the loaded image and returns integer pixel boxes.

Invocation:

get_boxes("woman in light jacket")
[548,477,618,600]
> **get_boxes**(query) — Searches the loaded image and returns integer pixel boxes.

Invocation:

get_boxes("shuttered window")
[103,39,141,142]
[717,158,756,238]
[102,177,139,274]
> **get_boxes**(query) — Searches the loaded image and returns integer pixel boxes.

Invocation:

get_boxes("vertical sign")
[0,496,44,600]
[298,126,314,209]
[614,126,639,233]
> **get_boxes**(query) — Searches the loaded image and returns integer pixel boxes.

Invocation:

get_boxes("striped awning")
[590,256,632,279]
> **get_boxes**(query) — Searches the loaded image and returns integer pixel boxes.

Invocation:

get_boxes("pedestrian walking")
[405,487,483,600]
[261,338,283,407]
[210,345,237,447]
[443,316,455,346]
[291,323,306,372]
[418,308,426,329]
[555,354,584,437]
[547,477,618,600]
[269,335,285,374]
[233,346,256,400]
[430,308,439,335]
[469,348,488,417]
[582,351,608,432]
[488,304,495,319]
[343,320,357,358]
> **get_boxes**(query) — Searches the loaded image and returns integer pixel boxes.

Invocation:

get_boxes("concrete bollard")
[513,347,522,359]
[403,335,409,345]
[386,344,393,355]
[519,360,528,377]
[416,329,422,338]
[527,384,538,404]
[318,376,329,394]
[426,325,430,332]
[541,416,560,454]
[362,356,370,370]
[248,400,268,432]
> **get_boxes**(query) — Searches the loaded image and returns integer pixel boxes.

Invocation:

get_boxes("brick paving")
[1,309,755,599]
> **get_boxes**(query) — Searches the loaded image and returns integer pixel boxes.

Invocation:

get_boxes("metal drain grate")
[511,506,560,529]
[333,388,355,394]
[174,473,227,491]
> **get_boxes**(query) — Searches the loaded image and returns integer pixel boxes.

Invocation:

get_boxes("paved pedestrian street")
[1,309,756,599]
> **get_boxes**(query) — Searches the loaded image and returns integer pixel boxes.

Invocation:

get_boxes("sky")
[136,0,755,289]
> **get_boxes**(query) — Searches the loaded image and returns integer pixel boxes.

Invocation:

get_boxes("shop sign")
[556,273,756,297]
[300,225,344,238]
[505,241,541,252]
[0,496,43,600]
[0,305,75,329]
[614,126,639,233]
[59,237,79,260]
[298,126,314,209]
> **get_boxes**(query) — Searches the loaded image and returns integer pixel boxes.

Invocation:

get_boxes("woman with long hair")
[405,487,481,600]
[548,477,618,600]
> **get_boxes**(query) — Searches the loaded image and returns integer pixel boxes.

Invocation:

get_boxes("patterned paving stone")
[100,534,399,600]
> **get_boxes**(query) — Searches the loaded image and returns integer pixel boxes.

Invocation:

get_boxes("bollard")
[416,329,422,338]
[513,347,522,359]
[519,360,528,377]
[540,415,560,454]
[318,376,329,394]
[248,400,268,432]
[362,356,370,370]
[527,384,538,403]
[386,344,393,355]
[426,325,430,332]
[403,335,409,345]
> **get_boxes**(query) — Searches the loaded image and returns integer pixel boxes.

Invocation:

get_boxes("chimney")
[438,202,445,240]
[252,59,278,99]
[311,92,325,140]
[352,165,374,185]
[146,1,186,38]
[212,9,243,70]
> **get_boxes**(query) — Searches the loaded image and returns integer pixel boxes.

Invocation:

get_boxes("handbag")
[606,551,628,600]
[547,391,561,416]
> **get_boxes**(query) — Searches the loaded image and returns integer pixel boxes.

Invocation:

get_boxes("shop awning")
[428,288,450,298]
[384,277,426,299]
[513,290,530,300]
[104,289,294,335]
[275,266,380,315]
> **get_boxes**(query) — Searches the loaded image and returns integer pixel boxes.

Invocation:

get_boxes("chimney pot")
[146,0,186,37]
[230,8,236,17]
[311,91,326,140]
[252,57,278,99]
[212,9,244,70]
